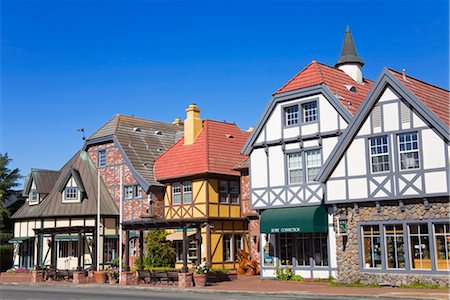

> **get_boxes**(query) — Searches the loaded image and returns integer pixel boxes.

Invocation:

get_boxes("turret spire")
[335,26,364,67]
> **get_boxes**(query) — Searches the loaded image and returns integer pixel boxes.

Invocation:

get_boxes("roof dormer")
[59,169,86,203]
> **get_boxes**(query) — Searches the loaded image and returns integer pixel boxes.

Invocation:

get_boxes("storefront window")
[362,225,382,269]
[296,233,311,266]
[279,234,293,266]
[385,224,405,269]
[313,232,328,266]
[409,224,431,270]
[263,234,274,266]
[104,238,117,263]
[434,223,450,270]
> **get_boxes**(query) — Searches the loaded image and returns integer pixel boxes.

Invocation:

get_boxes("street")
[0,285,333,300]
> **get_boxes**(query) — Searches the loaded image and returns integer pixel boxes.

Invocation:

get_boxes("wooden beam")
[139,230,144,269]
[182,226,188,273]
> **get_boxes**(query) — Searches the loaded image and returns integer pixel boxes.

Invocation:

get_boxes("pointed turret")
[336,26,364,83]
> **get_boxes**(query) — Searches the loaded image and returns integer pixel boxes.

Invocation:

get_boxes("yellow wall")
[165,179,207,220]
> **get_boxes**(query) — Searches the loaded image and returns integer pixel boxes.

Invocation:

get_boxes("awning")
[165,231,196,241]
[260,205,328,234]
[8,237,31,244]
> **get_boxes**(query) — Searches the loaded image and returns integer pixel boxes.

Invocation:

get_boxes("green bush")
[143,230,175,268]
[276,266,294,281]
[290,275,305,282]
[209,266,230,275]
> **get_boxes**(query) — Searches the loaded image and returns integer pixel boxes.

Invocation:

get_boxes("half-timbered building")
[11,151,119,271]
[317,68,450,286]
[152,104,252,270]
[241,27,374,279]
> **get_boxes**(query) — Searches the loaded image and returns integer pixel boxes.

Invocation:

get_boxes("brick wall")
[240,171,258,218]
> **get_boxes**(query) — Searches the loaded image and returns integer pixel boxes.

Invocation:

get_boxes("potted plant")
[193,261,209,287]
[107,268,119,284]
[94,267,107,284]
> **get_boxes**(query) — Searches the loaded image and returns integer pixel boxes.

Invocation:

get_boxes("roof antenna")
[77,128,86,140]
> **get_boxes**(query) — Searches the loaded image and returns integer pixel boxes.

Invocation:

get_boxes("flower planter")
[94,271,107,284]
[0,272,32,283]
[193,273,208,287]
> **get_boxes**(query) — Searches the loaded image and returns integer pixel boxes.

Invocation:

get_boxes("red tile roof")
[154,120,250,180]
[389,69,450,126]
[275,61,373,114]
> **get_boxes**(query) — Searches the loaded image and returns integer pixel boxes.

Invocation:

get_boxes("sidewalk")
[1,275,449,300]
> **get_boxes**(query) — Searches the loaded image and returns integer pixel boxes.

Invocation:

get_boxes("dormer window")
[64,187,78,201]
[302,101,318,123]
[284,105,299,126]
[29,190,39,205]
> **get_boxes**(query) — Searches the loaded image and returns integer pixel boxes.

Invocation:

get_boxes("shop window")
[279,233,293,266]
[59,241,78,258]
[223,234,232,262]
[385,224,406,269]
[295,233,311,266]
[398,132,420,170]
[104,238,117,263]
[313,232,328,266]
[175,240,183,262]
[434,223,450,270]
[369,135,390,173]
[263,234,275,267]
[409,224,431,270]
[362,225,382,269]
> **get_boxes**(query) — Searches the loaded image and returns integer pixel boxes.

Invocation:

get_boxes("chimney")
[402,69,407,80]
[184,104,202,145]
[172,118,184,126]
[335,26,365,84]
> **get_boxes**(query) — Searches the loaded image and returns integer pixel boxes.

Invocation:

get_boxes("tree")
[0,153,21,271]
[143,230,176,268]
[0,153,21,203]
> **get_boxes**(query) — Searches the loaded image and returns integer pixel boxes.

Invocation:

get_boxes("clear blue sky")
[1,0,449,187]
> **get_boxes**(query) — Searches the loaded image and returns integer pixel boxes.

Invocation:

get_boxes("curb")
[0,282,446,300]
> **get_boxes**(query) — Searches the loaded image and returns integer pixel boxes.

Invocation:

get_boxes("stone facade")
[334,198,450,287]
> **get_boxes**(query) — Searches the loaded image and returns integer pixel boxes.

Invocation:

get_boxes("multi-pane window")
[183,181,192,204]
[398,132,420,170]
[124,185,142,200]
[59,241,78,258]
[171,181,192,205]
[288,153,303,184]
[385,224,406,269]
[219,181,228,203]
[30,190,38,204]
[98,150,107,167]
[409,224,431,270]
[64,187,78,200]
[280,233,293,266]
[104,237,117,263]
[230,181,239,204]
[233,234,243,260]
[302,102,318,123]
[434,224,450,270]
[313,232,328,266]
[285,106,299,126]
[218,180,240,204]
[288,150,321,184]
[306,149,321,182]
[362,225,382,269]
[370,136,390,173]
[296,233,311,266]
[124,186,134,200]
[172,183,181,204]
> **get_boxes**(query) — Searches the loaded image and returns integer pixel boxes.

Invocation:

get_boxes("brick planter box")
[0,272,33,283]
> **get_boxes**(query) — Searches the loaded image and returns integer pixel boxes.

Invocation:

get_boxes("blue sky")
[1,0,448,186]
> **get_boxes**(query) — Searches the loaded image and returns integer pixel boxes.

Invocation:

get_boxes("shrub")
[209,266,230,275]
[276,266,294,281]
[143,230,175,268]
[290,275,305,282]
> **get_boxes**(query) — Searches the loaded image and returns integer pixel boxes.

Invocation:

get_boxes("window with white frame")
[398,132,420,170]
[233,234,243,260]
[302,101,318,123]
[29,190,39,205]
[223,234,232,261]
[64,187,78,201]
[434,223,450,270]
[124,186,134,200]
[370,136,390,173]
[409,224,431,270]
[288,152,303,184]
[306,149,321,182]
[183,181,192,204]
[98,150,107,167]
[284,105,299,126]
[172,182,181,204]
[288,149,321,184]
[362,225,382,269]
[385,224,406,269]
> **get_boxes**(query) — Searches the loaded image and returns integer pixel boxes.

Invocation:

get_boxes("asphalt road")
[0,285,330,300]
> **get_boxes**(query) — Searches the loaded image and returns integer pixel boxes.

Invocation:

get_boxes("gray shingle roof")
[335,26,364,67]
[85,115,184,190]
[22,169,61,197]
[12,151,118,219]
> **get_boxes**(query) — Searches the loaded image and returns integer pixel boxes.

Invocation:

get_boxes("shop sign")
[271,227,301,233]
